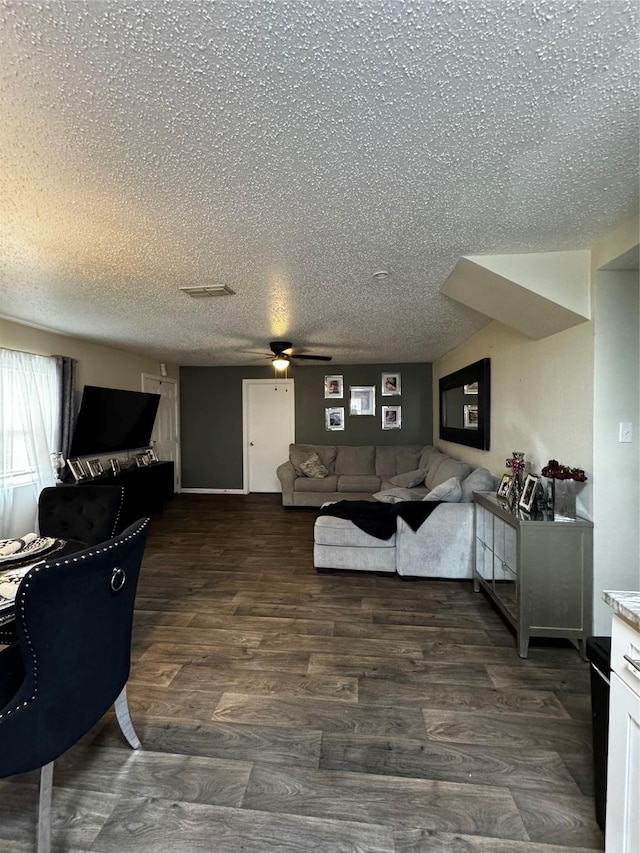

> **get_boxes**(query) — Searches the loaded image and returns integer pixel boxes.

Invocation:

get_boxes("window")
[0,349,58,489]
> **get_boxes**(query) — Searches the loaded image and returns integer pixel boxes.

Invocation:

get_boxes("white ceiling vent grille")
[179,284,236,298]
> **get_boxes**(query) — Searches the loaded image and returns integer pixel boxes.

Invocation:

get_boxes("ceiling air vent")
[179,284,236,298]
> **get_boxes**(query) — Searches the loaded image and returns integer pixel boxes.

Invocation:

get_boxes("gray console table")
[473,491,593,658]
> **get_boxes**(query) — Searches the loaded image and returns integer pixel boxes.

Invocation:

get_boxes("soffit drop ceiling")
[0,0,638,366]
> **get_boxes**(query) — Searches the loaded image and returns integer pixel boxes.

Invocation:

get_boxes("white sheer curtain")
[0,348,59,537]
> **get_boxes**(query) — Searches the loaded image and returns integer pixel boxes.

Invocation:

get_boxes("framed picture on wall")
[382,405,402,429]
[325,407,345,430]
[324,375,343,399]
[463,404,479,429]
[381,372,401,396]
[349,386,375,415]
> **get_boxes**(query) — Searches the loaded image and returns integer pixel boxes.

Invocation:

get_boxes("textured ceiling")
[0,0,638,366]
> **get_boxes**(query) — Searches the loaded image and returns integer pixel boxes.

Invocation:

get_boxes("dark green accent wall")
[180,362,432,489]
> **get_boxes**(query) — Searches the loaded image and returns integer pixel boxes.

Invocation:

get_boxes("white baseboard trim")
[181,488,247,495]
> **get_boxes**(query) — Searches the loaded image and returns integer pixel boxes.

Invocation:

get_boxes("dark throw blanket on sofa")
[316,500,443,540]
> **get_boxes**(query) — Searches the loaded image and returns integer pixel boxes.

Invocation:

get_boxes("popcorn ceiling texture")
[0,0,637,365]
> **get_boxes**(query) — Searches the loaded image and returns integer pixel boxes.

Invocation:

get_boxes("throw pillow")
[460,467,497,503]
[373,487,423,503]
[422,476,462,502]
[299,452,328,479]
[389,468,425,488]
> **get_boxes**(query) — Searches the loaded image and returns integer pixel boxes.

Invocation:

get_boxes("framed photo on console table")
[67,458,88,481]
[86,459,104,478]
[497,474,513,500]
[519,474,539,512]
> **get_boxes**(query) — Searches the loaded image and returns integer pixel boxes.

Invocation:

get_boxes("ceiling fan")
[268,341,332,370]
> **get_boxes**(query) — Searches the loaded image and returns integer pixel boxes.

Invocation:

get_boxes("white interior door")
[142,375,180,492]
[243,379,295,493]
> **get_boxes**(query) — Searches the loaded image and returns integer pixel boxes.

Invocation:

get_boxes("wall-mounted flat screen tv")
[69,385,160,457]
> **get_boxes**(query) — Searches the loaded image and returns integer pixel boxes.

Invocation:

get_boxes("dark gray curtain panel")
[55,355,77,461]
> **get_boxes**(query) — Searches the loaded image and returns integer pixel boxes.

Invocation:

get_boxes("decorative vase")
[50,451,64,483]
[552,479,577,522]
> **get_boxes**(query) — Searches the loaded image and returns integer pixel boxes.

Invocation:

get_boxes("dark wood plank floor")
[0,494,604,852]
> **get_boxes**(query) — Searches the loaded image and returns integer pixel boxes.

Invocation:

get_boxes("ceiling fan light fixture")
[272,355,290,370]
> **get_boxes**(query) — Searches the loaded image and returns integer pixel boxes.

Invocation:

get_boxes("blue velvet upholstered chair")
[0,517,150,853]
[0,485,127,648]
[38,484,126,546]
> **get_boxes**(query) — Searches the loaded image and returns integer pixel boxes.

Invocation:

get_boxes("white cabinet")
[605,612,640,852]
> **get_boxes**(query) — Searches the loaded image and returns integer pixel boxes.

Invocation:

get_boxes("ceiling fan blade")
[289,353,332,361]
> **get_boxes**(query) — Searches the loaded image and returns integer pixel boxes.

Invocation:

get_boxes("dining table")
[0,536,86,637]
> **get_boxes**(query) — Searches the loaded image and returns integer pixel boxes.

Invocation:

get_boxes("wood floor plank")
[189,612,335,636]
[320,733,581,793]
[170,665,358,702]
[91,717,323,767]
[53,745,252,808]
[213,692,428,737]
[91,796,396,853]
[421,708,592,754]
[0,782,117,850]
[487,665,591,693]
[394,830,603,852]
[242,764,529,839]
[511,788,604,849]
[140,642,311,672]
[258,631,425,658]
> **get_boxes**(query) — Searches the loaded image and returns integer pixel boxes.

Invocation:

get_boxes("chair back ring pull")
[110,567,126,592]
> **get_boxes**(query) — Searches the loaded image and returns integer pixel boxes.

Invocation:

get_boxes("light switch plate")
[619,422,633,443]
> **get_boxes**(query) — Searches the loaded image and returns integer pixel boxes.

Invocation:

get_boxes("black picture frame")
[439,358,491,450]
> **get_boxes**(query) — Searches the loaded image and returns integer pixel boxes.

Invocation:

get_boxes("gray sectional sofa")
[277,442,498,579]
[277,443,476,507]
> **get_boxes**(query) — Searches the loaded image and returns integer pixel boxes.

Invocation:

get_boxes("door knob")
[249,442,254,446]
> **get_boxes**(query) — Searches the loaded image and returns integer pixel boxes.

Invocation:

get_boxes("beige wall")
[433,319,594,518]
[0,318,178,389]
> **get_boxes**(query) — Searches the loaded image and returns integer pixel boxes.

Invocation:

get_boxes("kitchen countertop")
[603,590,640,632]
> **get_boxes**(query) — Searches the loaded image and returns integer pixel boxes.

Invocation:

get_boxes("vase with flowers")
[505,452,526,510]
[541,460,587,522]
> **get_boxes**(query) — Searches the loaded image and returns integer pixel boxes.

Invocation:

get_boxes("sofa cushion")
[389,468,425,488]
[314,513,396,548]
[374,445,398,477]
[338,475,381,493]
[373,487,423,503]
[460,467,497,503]
[290,444,336,475]
[425,454,472,491]
[374,445,423,476]
[294,474,339,492]
[423,476,462,502]
[299,452,328,478]
[418,445,439,470]
[335,445,375,476]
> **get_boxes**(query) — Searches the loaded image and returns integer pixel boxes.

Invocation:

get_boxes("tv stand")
[65,461,174,530]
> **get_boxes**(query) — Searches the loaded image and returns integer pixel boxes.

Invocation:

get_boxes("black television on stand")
[69,385,160,459]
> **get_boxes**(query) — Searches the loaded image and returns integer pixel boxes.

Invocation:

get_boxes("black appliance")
[586,635,611,832]
[69,385,160,457]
